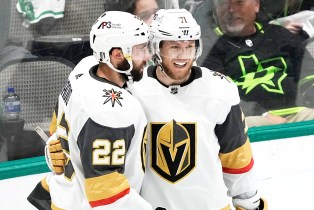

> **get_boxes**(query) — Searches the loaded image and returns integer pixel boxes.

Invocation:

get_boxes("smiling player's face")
[159,40,196,81]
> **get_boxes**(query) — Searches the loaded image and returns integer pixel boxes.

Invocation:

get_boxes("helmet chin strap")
[99,51,134,74]
[153,54,172,79]
[158,63,170,79]
[126,72,134,84]
[104,58,134,84]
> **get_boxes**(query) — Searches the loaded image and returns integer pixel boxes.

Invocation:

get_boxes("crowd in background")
[0,0,313,160]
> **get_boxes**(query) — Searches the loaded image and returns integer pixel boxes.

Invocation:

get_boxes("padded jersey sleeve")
[215,105,257,197]
[213,78,257,197]
[52,75,153,209]
[77,119,135,207]
[76,114,153,209]
[72,89,152,209]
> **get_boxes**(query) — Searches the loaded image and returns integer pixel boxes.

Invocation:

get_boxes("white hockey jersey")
[49,56,98,134]
[47,65,152,210]
[130,66,257,210]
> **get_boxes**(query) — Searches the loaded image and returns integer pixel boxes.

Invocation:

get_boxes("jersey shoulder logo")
[75,73,83,80]
[150,120,196,183]
[102,88,123,107]
[212,71,230,83]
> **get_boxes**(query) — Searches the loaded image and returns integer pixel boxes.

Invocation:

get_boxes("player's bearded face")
[160,40,195,81]
[116,58,145,82]
[131,60,147,81]
[130,42,152,81]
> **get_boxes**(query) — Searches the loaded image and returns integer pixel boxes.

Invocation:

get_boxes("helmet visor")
[131,41,152,62]
[158,40,199,59]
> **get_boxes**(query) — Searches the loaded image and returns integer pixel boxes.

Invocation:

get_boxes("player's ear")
[111,48,124,61]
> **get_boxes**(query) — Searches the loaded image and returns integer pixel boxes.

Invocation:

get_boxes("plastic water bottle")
[3,87,21,121]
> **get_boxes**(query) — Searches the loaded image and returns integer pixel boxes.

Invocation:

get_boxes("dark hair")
[103,0,136,12]
[125,0,137,14]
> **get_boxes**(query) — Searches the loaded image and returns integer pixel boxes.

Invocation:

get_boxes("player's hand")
[284,22,303,34]
[45,139,67,174]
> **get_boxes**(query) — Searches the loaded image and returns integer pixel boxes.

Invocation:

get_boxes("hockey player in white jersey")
[130,9,268,210]
[29,11,156,210]
[32,8,267,210]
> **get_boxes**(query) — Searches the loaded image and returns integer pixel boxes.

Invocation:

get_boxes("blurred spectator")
[259,0,314,37]
[259,0,313,22]
[0,0,10,50]
[126,0,159,25]
[202,0,314,127]
[268,10,314,37]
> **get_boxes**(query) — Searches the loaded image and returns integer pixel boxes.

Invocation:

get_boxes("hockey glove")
[45,139,66,174]
[233,191,268,210]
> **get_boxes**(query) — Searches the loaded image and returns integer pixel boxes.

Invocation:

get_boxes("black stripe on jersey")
[77,118,135,178]
[59,112,69,136]
[61,80,72,105]
[90,66,125,88]
[147,65,156,78]
[59,136,69,154]
[215,104,247,153]
[64,159,75,181]
[27,180,51,210]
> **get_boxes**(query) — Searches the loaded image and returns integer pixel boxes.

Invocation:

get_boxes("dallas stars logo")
[103,88,123,107]
[236,54,287,94]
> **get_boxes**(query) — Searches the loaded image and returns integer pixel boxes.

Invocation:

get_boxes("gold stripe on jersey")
[141,126,148,172]
[57,112,70,155]
[49,110,57,135]
[58,112,69,136]
[219,138,253,174]
[51,202,64,210]
[40,177,50,192]
[85,171,130,206]
[221,204,231,210]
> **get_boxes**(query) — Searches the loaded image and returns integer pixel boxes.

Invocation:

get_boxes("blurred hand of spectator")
[284,21,304,34]
[264,113,288,124]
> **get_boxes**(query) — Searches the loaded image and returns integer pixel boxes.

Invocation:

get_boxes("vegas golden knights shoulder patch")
[150,120,196,183]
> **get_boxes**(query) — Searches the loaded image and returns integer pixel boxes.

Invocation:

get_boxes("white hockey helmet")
[150,9,202,63]
[90,11,150,73]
